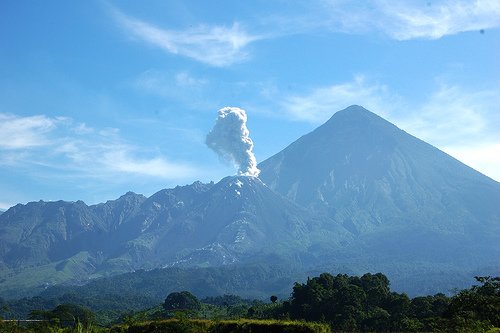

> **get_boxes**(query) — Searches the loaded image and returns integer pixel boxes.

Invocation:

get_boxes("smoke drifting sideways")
[206,107,260,177]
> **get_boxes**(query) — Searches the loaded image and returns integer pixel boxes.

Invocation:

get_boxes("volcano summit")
[1,105,499,298]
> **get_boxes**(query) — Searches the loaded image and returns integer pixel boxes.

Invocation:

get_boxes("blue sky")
[1,0,499,209]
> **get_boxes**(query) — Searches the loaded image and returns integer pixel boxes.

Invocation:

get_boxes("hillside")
[259,105,500,276]
[1,105,499,298]
[0,177,349,298]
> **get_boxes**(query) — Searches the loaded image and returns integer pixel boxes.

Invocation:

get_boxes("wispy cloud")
[0,114,56,149]
[397,84,498,146]
[312,0,500,40]
[108,1,498,70]
[281,75,401,123]
[0,113,201,181]
[397,83,500,181]
[101,150,198,178]
[111,6,261,66]
[279,77,500,181]
[376,0,500,40]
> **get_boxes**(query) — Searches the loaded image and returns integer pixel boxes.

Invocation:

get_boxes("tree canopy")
[163,291,201,312]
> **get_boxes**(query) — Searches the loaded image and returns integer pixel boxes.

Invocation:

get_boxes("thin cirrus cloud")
[281,75,400,123]
[108,1,500,69]
[111,6,261,67]
[0,113,57,149]
[318,0,500,40]
[101,150,198,179]
[279,76,500,181]
[0,113,200,180]
[397,84,499,147]
[398,84,500,181]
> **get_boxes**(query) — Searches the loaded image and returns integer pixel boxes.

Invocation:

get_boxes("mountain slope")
[1,105,498,298]
[258,105,500,268]
[95,176,350,269]
[0,177,349,298]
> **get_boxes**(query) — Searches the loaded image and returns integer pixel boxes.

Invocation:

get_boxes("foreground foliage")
[109,318,330,333]
[1,274,498,332]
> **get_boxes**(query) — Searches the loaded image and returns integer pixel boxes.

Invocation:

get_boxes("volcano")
[258,105,500,291]
[1,105,499,297]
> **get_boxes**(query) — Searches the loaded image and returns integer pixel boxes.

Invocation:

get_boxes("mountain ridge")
[1,105,499,299]
[0,175,350,298]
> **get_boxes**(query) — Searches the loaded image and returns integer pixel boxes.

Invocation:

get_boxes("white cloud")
[102,150,198,178]
[281,75,400,123]
[111,7,261,66]
[397,84,498,147]
[0,113,201,181]
[445,143,500,181]
[279,77,500,181]
[395,83,500,181]
[378,0,500,40]
[0,114,56,149]
[320,0,500,40]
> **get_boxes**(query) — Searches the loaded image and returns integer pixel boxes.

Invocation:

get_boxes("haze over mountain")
[1,105,499,299]
[0,176,349,298]
[259,105,500,289]
[259,106,500,261]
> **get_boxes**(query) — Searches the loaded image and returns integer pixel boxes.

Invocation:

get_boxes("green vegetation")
[110,319,330,333]
[164,291,202,313]
[1,273,498,332]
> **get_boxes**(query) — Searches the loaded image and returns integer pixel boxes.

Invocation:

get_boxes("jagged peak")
[217,175,265,188]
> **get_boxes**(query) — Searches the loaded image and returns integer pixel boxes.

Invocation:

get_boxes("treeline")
[284,273,499,331]
[1,273,499,332]
[123,273,500,332]
[0,263,297,325]
[0,292,157,326]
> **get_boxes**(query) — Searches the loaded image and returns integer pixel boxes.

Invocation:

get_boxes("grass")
[110,318,331,333]
[0,252,98,298]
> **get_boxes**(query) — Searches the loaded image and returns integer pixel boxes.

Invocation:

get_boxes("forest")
[0,273,498,332]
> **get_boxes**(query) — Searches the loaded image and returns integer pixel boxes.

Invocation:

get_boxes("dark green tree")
[446,276,500,328]
[29,303,95,331]
[289,273,369,329]
[163,291,201,312]
[288,272,453,332]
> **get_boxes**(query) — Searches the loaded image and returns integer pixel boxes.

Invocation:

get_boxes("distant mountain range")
[1,105,499,299]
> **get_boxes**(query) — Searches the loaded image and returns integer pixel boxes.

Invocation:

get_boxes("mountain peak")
[322,105,396,132]
[259,104,500,225]
[334,104,371,116]
[219,175,263,186]
[213,175,267,199]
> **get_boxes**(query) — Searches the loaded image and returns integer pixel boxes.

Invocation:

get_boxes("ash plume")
[206,107,260,177]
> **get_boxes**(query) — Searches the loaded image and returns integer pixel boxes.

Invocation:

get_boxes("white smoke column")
[206,107,260,177]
